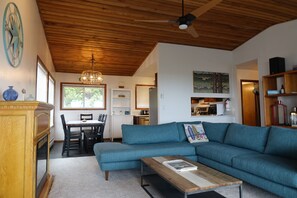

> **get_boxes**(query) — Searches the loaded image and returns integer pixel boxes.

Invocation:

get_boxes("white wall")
[134,44,159,78]
[54,72,154,140]
[233,19,297,125]
[157,43,235,124]
[0,0,55,99]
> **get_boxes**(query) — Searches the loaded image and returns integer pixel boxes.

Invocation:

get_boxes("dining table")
[66,120,104,155]
[66,120,104,129]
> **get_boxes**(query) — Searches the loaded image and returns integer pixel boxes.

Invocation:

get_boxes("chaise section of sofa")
[93,122,197,180]
[94,142,196,179]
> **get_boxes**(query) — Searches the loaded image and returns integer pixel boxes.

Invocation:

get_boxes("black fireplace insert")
[36,135,48,197]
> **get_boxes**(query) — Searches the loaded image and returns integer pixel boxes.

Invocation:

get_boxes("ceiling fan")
[135,0,222,38]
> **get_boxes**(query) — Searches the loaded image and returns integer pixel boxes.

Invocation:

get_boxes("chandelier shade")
[80,54,103,84]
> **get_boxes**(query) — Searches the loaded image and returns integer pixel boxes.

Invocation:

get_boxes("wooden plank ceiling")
[36,0,297,76]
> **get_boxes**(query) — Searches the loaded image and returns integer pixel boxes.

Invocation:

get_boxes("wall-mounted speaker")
[269,57,285,75]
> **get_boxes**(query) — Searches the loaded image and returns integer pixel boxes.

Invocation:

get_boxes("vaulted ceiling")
[36,0,297,76]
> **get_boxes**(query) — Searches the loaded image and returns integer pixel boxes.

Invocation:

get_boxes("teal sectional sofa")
[93,122,297,198]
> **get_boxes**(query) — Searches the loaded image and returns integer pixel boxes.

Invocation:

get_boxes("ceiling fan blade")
[134,19,176,23]
[191,0,222,18]
[186,26,199,38]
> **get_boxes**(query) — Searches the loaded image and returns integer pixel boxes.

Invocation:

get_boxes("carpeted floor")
[49,156,279,198]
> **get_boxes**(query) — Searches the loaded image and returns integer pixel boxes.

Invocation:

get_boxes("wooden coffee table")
[141,156,242,198]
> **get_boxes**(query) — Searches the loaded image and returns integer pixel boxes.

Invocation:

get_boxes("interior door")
[241,80,261,126]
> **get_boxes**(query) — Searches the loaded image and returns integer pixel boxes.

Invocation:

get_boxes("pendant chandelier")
[80,54,103,84]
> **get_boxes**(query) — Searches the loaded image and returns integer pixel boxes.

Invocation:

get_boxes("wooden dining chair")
[95,114,107,142]
[60,114,82,156]
[80,113,93,132]
[84,114,107,152]
[98,114,104,122]
[98,114,107,142]
[80,113,93,121]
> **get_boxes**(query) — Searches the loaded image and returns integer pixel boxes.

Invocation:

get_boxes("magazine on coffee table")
[162,159,197,172]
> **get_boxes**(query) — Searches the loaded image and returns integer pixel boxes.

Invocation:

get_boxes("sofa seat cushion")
[195,142,257,166]
[224,123,269,153]
[122,122,180,144]
[265,126,297,160]
[94,142,196,163]
[233,153,297,188]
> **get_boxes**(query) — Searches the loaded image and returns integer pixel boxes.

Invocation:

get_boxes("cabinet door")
[0,115,27,197]
[111,116,122,139]
[111,115,133,140]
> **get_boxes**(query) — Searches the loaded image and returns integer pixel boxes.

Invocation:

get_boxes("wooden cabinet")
[134,115,150,125]
[0,101,54,198]
[263,70,297,127]
[110,89,133,140]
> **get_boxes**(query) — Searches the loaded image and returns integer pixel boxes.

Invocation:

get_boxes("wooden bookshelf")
[263,70,297,127]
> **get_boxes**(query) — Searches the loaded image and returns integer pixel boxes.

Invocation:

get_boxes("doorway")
[240,80,261,126]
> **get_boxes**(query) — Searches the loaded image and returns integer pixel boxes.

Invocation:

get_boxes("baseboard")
[54,140,64,143]
[39,174,54,198]
[54,138,114,143]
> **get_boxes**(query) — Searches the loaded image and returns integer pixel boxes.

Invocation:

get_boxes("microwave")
[208,103,224,116]
[215,103,224,115]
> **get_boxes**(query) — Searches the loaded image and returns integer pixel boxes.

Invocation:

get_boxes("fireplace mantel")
[0,101,54,197]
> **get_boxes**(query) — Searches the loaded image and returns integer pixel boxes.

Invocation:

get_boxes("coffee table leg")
[140,161,154,197]
[184,192,188,198]
[239,184,243,198]
[141,161,144,186]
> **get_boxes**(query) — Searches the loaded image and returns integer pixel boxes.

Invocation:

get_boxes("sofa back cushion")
[176,121,201,142]
[224,123,269,153]
[265,126,297,160]
[122,122,180,145]
[202,122,230,143]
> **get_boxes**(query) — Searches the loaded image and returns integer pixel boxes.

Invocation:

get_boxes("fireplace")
[36,135,48,197]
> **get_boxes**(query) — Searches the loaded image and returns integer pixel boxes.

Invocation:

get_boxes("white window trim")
[36,56,55,128]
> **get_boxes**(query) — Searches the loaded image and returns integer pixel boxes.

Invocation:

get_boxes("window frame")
[35,56,56,128]
[48,74,55,128]
[60,82,107,110]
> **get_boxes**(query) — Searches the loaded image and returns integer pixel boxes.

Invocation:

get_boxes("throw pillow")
[176,121,201,142]
[183,124,209,143]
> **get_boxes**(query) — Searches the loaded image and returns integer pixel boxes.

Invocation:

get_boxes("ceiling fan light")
[179,23,188,30]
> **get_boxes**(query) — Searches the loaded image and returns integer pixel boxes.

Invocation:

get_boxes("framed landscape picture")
[193,71,229,93]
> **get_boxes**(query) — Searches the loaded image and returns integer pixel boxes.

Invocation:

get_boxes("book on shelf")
[162,159,197,172]
[267,90,280,95]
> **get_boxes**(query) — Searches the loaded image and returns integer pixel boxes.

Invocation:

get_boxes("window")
[36,59,48,102]
[61,83,106,110]
[48,75,55,127]
[36,56,55,127]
